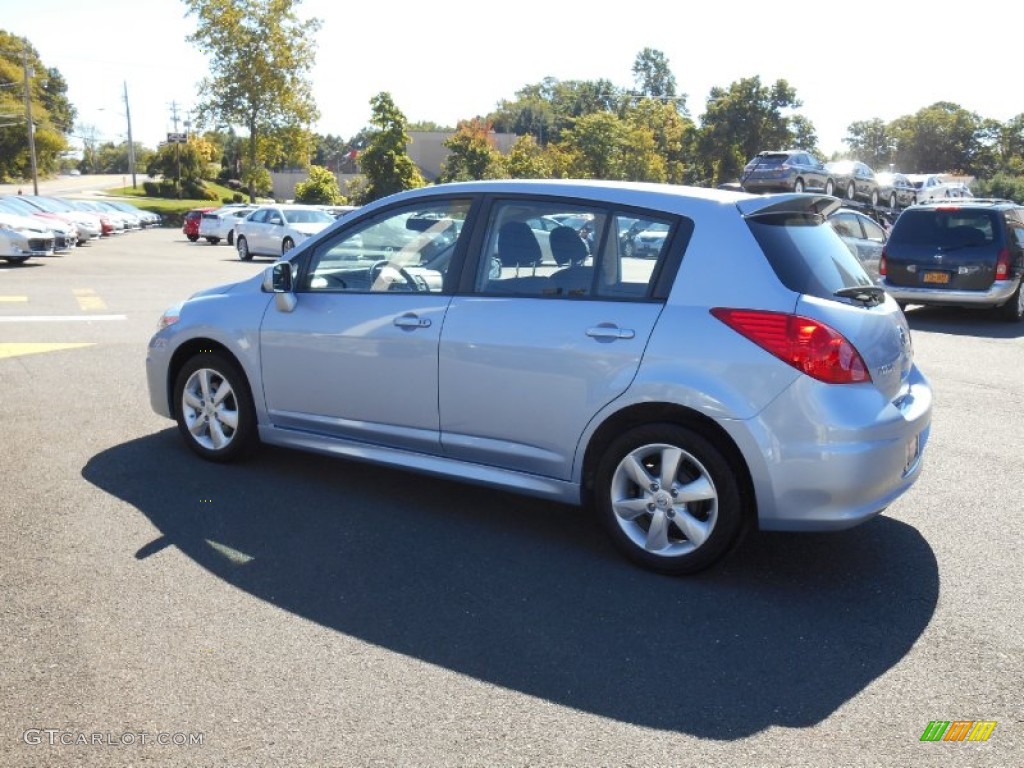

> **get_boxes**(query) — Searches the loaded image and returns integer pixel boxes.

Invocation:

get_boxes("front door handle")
[586,324,635,341]
[394,314,431,329]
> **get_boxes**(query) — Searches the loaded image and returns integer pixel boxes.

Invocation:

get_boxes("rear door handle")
[586,324,635,341]
[394,314,431,329]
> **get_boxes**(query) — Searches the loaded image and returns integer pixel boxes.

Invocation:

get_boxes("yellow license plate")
[922,272,950,284]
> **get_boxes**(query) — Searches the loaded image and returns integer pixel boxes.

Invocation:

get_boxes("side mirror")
[263,262,297,312]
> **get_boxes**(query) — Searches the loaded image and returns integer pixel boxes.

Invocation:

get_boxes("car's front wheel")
[846,181,857,200]
[173,352,258,462]
[889,192,898,209]
[870,189,879,207]
[236,236,253,261]
[793,178,805,193]
[825,178,835,196]
[282,237,294,255]
[595,424,743,575]
[187,234,199,242]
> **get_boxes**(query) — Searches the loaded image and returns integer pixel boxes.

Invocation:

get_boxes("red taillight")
[879,248,888,276]
[995,247,1011,280]
[711,308,871,384]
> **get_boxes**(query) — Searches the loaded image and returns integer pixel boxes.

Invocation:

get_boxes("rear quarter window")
[747,212,874,298]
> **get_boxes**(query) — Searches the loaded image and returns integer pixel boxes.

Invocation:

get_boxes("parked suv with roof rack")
[880,198,1024,321]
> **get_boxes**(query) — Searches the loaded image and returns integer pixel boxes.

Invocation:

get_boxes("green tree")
[439,119,503,182]
[623,98,694,183]
[503,135,553,178]
[294,164,343,204]
[0,31,75,182]
[183,0,321,201]
[844,118,896,168]
[357,92,425,203]
[631,48,681,107]
[693,76,808,186]
[562,112,626,179]
[890,102,986,174]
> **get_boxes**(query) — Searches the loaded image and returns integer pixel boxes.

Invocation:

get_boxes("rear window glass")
[890,210,997,248]
[747,213,874,298]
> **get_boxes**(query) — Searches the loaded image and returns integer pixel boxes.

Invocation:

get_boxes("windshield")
[284,208,334,224]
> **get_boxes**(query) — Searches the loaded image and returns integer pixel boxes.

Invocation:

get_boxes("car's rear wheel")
[4,257,29,265]
[889,192,898,209]
[282,237,294,255]
[595,424,743,575]
[206,237,220,244]
[996,281,1024,322]
[793,179,805,193]
[173,352,258,462]
[870,189,879,207]
[825,179,835,196]
[187,234,199,242]
[846,181,857,200]
[236,236,253,261]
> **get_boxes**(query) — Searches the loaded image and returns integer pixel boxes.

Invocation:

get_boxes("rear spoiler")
[736,194,841,220]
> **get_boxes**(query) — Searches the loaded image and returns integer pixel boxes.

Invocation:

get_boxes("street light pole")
[21,39,39,195]
[124,81,137,189]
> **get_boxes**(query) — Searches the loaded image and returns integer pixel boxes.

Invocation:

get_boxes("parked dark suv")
[741,150,835,195]
[881,199,1024,321]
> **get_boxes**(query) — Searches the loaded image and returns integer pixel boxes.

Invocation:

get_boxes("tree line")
[3,2,1024,204]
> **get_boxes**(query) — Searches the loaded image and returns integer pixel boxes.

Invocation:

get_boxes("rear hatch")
[884,207,1002,290]
[738,195,914,402]
[744,153,789,180]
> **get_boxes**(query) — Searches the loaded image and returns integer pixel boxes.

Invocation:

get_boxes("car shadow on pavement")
[903,305,1024,338]
[83,431,939,740]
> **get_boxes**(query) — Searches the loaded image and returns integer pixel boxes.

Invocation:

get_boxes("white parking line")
[0,315,127,322]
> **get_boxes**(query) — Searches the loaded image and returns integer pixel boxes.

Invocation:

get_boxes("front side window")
[471,199,681,300]
[303,199,471,293]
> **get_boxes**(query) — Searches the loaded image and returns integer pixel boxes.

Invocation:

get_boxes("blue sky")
[4,0,1020,157]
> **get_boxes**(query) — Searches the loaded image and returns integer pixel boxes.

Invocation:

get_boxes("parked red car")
[183,208,215,242]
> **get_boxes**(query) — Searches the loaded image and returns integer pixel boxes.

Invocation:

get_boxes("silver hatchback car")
[147,180,932,575]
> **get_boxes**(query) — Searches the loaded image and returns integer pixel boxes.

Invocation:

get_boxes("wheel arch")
[165,338,256,419]
[580,402,756,526]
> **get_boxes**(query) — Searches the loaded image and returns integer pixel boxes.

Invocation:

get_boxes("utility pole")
[124,81,136,189]
[170,101,181,197]
[21,39,38,195]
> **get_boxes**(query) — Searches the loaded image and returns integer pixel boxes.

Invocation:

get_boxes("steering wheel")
[368,260,423,291]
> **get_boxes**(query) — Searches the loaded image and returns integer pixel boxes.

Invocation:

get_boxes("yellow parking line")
[0,342,95,360]
[73,288,108,312]
[0,296,29,303]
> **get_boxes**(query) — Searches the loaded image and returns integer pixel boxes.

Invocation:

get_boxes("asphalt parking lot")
[0,226,1021,767]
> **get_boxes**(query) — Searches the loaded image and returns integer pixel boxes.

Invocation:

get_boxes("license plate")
[904,432,921,475]
[922,271,950,284]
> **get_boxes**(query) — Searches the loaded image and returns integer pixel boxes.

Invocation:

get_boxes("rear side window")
[747,212,874,298]
[890,209,998,248]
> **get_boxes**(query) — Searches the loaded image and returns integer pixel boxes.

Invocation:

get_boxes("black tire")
[623,239,635,258]
[282,237,294,255]
[594,423,743,575]
[889,192,898,209]
[825,178,835,196]
[4,257,29,265]
[187,234,199,242]
[237,236,253,261]
[870,189,879,207]
[227,230,234,246]
[793,178,805,193]
[846,181,857,200]
[996,281,1024,322]
[173,352,258,462]
[206,237,220,245]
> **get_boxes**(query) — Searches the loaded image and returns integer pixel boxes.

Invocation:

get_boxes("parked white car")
[235,204,336,260]
[905,174,973,203]
[0,212,55,264]
[199,205,256,245]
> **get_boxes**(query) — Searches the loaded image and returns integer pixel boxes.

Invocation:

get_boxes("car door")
[259,198,473,454]
[438,198,682,480]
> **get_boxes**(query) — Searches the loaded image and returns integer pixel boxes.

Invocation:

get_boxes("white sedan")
[235,204,336,260]
[198,204,256,245]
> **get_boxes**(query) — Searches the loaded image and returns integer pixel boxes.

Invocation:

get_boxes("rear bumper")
[882,278,1020,307]
[724,365,933,531]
